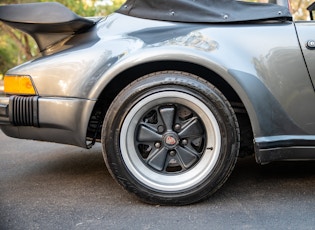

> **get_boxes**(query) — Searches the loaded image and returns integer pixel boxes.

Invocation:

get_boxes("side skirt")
[255,135,315,164]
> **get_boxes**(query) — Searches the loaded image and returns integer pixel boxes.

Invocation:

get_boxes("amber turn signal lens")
[4,75,36,95]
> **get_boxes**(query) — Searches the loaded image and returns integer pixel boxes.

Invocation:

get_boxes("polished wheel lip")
[120,91,221,192]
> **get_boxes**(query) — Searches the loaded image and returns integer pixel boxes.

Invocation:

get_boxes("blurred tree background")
[290,0,314,20]
[0,0,313,78]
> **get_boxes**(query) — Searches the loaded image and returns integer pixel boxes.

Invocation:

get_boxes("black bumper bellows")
[9,96,39,127]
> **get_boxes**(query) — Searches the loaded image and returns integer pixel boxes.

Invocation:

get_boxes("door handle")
[306,40,315,49]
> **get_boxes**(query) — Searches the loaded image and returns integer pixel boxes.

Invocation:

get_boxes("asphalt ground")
[1,130,315,229]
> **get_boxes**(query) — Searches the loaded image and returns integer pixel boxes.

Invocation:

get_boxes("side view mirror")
[307,2,315,20]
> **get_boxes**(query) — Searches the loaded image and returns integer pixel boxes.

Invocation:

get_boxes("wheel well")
[87,61,254,156]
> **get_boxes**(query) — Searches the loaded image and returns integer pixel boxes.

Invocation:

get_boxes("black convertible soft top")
[117,0,292,23]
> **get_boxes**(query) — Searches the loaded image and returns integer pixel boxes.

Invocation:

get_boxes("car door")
[295,20,315,87]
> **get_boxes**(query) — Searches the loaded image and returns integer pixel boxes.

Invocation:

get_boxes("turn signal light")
[4,75,36,95]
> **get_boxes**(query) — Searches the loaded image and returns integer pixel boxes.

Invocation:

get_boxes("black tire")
[102,71,240,205]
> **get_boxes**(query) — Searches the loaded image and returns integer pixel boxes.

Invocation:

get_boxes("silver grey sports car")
[0,0,314,205]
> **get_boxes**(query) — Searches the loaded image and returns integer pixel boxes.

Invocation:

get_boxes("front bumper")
[0,95,96,148]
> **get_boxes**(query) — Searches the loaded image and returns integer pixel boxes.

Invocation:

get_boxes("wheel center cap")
[166,136,176,145]
[164,133,179,147]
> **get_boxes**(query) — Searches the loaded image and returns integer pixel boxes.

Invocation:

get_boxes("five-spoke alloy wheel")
[102,71,240,205]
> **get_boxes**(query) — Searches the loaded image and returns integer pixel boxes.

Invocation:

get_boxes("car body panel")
[295,21,315,87]
[1,2,315,162]
[1,97,95,148]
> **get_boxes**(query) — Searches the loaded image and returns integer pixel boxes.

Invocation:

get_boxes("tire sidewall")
[102,72,239,205]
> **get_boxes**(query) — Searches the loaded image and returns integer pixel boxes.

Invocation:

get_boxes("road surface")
[1,130,315,229]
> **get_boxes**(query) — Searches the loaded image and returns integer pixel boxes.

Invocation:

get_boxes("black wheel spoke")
[137,124,162,142]
[177,146,199,169]
[137,104,206,173]
[159,106,176,131]
[178,117,203,138]
[147,148,168,171]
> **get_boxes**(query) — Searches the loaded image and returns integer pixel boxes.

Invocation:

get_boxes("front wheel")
[102,71,240,205]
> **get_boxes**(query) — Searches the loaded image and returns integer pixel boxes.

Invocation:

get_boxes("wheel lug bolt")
[154,142,161,148]
[169,150,176,156]
[157,125,165,133]
[181,139,188,146]
[174,124,181,131]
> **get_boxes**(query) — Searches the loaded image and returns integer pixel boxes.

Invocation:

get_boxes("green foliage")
[0,48,14,78]
[0,32,15,73]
